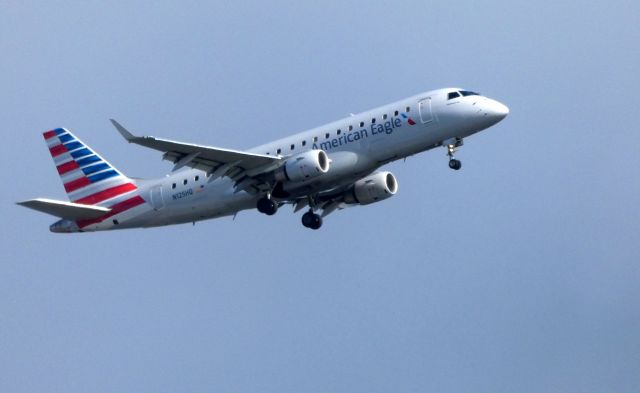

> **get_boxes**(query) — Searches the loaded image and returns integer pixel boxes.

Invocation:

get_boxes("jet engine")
[275,150,330,182]
[344,171,398,205]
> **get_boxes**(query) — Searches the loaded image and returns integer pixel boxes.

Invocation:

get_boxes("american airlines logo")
[312,115,415,151]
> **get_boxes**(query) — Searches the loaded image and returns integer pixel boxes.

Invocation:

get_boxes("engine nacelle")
[344,171,398,205]
[275,150,330,182]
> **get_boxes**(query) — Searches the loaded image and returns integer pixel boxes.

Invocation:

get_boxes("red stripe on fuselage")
[77,195,146,229]
[49,144,68,157]
[74,183,137,205]
[64,176,91,193]
[43,130,58,140]
[57,160,80,175]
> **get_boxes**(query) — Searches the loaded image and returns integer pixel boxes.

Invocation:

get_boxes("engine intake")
[344,171,398,205]
[275,150,330,182]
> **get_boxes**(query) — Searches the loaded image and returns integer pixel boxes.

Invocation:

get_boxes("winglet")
[110,119,137,142]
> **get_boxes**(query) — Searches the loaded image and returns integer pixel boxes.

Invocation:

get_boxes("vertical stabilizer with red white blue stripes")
[43,128,145,230]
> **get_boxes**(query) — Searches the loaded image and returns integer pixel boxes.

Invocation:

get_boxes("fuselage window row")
[265,109,408,156]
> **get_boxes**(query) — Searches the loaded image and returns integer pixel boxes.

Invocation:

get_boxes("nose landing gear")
[448,158,462,170]
[444,137,463,171]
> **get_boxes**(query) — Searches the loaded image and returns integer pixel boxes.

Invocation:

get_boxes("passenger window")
[313,136,318,142]
[172,183,176,189]
[371,118,376,124]
[277,148,281,154]
[195,175,199,181]
[383,114,387,120]
[337,129,341,135]
[290,144,294,150]
[348,125,353,131]
[406,106,410,112]
[183,179,188,185]
[302,140,306,146]
[325,132,330,139]
[394,110,399,116]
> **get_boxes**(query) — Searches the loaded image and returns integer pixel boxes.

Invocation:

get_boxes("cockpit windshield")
[448,90,480,100]
[447,91,460,100]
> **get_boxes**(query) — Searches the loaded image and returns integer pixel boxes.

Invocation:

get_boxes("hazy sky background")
[1,1,639,392]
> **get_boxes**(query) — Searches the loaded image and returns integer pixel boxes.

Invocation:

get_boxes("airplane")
[18,87,508,232]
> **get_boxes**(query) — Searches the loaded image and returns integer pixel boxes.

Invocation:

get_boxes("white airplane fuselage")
[25,87,509,232]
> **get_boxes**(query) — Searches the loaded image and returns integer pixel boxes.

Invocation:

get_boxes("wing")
[111,120,281,194]
[17,198,111,220]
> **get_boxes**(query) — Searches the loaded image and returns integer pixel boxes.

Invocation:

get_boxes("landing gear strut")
[445,137,463,171]
[301,210,322,230]
[256,195,278,215]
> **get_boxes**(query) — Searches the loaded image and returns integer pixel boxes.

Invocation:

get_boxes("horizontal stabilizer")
[17,198,111,220]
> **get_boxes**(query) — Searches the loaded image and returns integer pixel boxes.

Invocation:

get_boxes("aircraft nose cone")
[482,99,509,125]
[494,101,509,119]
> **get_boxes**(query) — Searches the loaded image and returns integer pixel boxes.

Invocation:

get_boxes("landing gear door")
[419,98,434,124]
[150,185,165,211]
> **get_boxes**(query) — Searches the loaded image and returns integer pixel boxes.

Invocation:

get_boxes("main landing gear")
[445,137,463,171]
[257,193,323,230]
[301,210,322,230]
[256,195,278,215]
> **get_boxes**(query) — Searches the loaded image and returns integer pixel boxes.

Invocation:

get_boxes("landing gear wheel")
[302,211,322,230]
[257,197,278,215]
[449,159,462,170]
[445,138,463,171]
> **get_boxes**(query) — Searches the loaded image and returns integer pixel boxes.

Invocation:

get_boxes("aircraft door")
[419,98,434,124]
[150,185,165,210]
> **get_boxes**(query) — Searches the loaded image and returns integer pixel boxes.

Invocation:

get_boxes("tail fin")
[43,128,138,206]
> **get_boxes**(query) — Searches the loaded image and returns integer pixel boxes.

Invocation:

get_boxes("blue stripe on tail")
[59,134,75,143]
[77,155,102,167]
[88,170,118,183]
[71,148,92,159]
[82,163,111,175]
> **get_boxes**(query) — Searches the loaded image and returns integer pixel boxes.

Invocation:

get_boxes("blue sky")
[1,1,639,392]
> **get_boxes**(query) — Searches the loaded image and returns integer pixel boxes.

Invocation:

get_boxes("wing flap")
[17,198,111,220]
